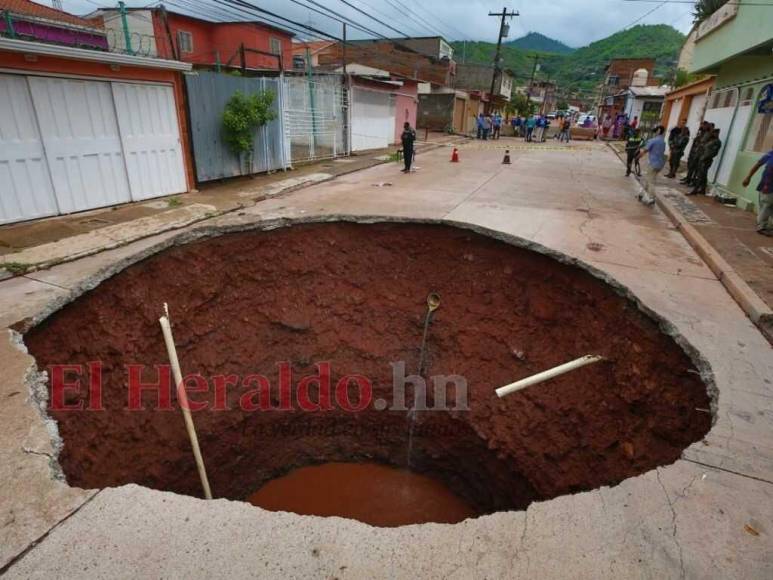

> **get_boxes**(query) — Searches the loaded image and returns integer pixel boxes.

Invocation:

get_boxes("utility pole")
[487,6,518,114]
[526,53,539,113]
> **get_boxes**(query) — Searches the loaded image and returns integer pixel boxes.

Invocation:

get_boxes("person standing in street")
[637,125,667,205]
[742,148,773,235]
[601,114,613,139]
[492,112,502,139]
[534,115,545,142]
[689,128,722,195]
[625,128,643,176]
[681,121,711,186]
[482,114,492,140]
[665,126,690,178]
[525,115,536,142]
[476,113,484,139]
[400,122,416,173]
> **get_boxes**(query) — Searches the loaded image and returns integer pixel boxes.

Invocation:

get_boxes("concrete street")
[1,139,771,578]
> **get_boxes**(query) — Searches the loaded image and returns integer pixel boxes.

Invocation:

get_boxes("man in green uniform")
[689,128,722,196]
[665,126,690,179]
[681,122,711,186]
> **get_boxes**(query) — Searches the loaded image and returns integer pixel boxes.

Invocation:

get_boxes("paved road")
[1,139,771,579]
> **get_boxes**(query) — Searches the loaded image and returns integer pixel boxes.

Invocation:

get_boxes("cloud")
[62,0,695,47]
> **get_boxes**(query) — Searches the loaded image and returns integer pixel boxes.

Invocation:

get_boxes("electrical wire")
[332,0,411,38]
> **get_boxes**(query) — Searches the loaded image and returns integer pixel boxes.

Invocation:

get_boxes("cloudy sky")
[62,0,697,47]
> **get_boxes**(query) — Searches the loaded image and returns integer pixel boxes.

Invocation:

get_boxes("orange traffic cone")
[450,147,460,163]
[502,149,511,164]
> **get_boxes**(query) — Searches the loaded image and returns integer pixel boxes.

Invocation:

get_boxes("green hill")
[452,24,685,105]
[505,32,574,55]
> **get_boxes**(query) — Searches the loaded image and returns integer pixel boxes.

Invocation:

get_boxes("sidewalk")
[0,133,459,275]
[609,141,773,342]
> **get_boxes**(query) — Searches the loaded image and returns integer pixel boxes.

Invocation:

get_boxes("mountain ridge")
[451,25,685,105]
[505,32,574,55]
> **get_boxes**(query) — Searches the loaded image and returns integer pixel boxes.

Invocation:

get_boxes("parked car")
[576,114,597,126]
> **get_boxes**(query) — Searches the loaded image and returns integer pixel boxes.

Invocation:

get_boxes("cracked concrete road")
[0,140,771,578]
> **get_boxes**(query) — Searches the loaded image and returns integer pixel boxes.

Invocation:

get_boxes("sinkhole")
[24,221,713,527]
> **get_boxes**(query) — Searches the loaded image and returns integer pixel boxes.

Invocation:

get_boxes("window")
[708,89,737,110]
[270,37,282,55]
[293,55,306,70]
[607,75,620,87]
[177,30,193,54]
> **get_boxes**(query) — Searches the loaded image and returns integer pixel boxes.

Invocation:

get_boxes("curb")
[606,143,773,343]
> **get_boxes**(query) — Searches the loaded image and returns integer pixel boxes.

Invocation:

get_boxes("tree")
[693,0,729,23]
[556,100,569,111]
[506,93,536,117]
[222,90,276,175]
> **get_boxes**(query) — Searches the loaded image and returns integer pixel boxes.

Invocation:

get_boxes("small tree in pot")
[222,90,276,175]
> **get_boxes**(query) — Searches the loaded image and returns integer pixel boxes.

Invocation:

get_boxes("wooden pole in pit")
[159,305,213,500]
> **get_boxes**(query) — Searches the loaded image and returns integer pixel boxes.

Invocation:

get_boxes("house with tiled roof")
[0,0,107,50]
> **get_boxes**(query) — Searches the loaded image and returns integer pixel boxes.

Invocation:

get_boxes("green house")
[689,0,773,211]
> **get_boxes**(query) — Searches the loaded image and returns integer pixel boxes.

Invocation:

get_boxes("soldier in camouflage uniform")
[681,122,712,186]
[689,128,722,196]
[666,126,690,178]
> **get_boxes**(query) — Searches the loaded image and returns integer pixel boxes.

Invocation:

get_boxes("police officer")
[666,126,690,179]
[689,128,722,195]
[625,128,643,176]
[401,122,416,173]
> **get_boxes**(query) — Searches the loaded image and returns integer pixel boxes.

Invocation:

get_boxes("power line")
[623,0,670,29]
[349,0,430,38]
[621,0,771,5]
[380,0,471,40]
[332,0,411,38]
[288,0,396,39]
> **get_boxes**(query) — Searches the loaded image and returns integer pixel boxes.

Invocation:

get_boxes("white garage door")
[0,73,186,225]
[351,88,395,152]
[28,76,132,214]
[0,74,59,224]
[112,82,186,200]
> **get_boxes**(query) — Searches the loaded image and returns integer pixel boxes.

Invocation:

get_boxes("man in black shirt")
[401,122,416,173]
[624,129,643,177]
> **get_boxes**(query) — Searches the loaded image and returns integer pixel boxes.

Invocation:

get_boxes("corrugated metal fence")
[185,71,287,182]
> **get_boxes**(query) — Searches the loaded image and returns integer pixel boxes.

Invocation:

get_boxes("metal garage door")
[0,74,59,224]
[112,82,186,200]
[351,88,395,151]
[0,73,186,224]
[28,76,132,214]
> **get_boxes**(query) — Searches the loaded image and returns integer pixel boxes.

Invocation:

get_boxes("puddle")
[248,462,476,526]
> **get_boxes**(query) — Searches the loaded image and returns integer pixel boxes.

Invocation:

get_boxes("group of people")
[475,113,503,140]
[603,114,639,140]
[510,114,563,143]
[624,120,723,205]
[678,121,722,196]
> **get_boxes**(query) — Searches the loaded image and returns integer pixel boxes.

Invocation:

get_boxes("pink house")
[393,79,419,144]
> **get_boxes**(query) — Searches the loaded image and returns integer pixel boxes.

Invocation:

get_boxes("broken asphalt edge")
[606,142,773,345]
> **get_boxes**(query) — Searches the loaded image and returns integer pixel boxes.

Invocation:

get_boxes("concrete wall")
[417,93,454,130]
[691,0,773,73]
[454,64,512,100]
